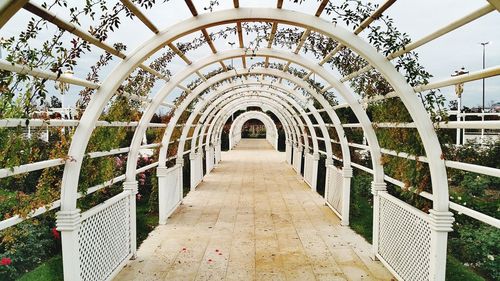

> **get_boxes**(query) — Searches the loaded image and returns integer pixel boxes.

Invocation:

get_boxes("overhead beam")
[119,0,159,34]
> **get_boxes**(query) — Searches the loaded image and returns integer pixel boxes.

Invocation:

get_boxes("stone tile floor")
[114,139,392,281]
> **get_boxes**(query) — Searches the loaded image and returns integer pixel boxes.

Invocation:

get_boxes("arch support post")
[371,181,387,260]
[292,145,303,174]
[157,164,183,225]
[123,181,138,258]
[190,152,201,190]
[429,210,454,280]
[214,141,221,164]
[285,140,292,165]
[205,144,215,174]
[311,152,320,191]
[57,209,82,281]
[340,166,353,226]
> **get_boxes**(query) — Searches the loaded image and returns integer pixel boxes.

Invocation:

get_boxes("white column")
[57,209,82,281]
[429,210,454,281]
[215,141,221,164]
[285,140,292,165]
[340,166,353,226]
[371,181,387,260]
[295,146,303,175]
[157,162,183,225]
[312,152,320,191]
[189,152,198,190]
[123,181,138,258]
[205,144,214,174]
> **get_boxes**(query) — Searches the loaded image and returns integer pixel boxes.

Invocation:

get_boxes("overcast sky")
[1,0,499,111]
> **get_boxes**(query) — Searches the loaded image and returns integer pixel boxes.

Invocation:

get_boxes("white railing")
[303,152,314,187]
[157,165,183,224]
[325,165,344,218]
[78,192,132,281]
[377,192,432,281]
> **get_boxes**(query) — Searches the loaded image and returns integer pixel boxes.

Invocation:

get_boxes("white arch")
[229,111,279,149]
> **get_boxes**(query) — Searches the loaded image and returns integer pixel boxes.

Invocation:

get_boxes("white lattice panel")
[304,153,314,187]
[326,166,343,216]
[293,149,301,172]
[378,193,431,281]
[79,193,131,281]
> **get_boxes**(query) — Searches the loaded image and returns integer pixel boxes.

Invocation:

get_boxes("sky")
[1,0,499,112]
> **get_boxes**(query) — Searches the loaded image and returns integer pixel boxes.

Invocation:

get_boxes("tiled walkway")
[115,139,392,281]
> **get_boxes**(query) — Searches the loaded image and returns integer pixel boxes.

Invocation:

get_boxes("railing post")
[214,141,221,164]
[57,209,82,281]
[340,166,353,226]
[312,152,320,191]
[429,210,454,281]
[285,140,292,164]
[296,145,303,175]
[205,144,213,174]
[123,181,138,258]
[324,158,334,203]
[371,181,387,260]
[189,152,198,190]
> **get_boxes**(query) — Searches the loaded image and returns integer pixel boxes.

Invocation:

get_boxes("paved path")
[115,139,392,281]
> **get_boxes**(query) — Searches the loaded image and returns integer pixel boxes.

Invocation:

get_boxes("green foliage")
[0,218,59,281]
[16,255,63,281]
[446,255,485,281]
[449,225,499,280]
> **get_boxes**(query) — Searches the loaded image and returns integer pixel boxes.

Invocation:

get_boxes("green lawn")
[16,255,63,281]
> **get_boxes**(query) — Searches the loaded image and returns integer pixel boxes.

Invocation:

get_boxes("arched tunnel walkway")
[115,139,392,281]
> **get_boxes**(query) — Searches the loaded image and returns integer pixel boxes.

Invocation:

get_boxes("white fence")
[325,165,343,217]
[78,192,132,281]
[292,147,302,174]
[377,192,432,281]
[190,152,203,189]
[303,152,314,187]
[157,165,183,224]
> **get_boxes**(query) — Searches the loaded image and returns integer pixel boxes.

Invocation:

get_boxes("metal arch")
[126,50,379,195]
[60,7,446,214]
[201,87,323,155]
[152,66,353,182]
[149,63,356,177]
[182,85,331,159]
[175,80,339,167]
[210,98,297,150]
[59,8,384,211]
[184,82,335,160]
[200,93,311,155]
[229,111,279,149]
[205,89,322,154]
[202,92,314,154]
[177,90,296,158]
[189,76,349,163]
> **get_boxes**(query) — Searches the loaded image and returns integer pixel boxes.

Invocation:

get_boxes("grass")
[446,255,485,281]
[16,255,63,281]
[349,199,373,244]
[16,198,159,281]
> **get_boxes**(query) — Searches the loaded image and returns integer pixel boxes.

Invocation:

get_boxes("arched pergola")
[1,1,499,281]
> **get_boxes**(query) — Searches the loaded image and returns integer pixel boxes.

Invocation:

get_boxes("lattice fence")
[326,165,343,217]
[78,193,131,281]
[377,192,432,281]
[293,148,301,172]
[304,153,314,187]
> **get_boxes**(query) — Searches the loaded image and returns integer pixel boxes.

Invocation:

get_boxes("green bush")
[0,220,59,281]
[449,225,499,280]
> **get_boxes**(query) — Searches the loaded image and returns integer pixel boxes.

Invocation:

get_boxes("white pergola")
[1,0,499,280]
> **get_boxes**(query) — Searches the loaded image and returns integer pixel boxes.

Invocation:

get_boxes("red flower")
[1,257,12,266]
[52,227,60,240]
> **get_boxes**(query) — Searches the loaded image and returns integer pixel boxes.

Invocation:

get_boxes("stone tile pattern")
[114,139,393,281]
